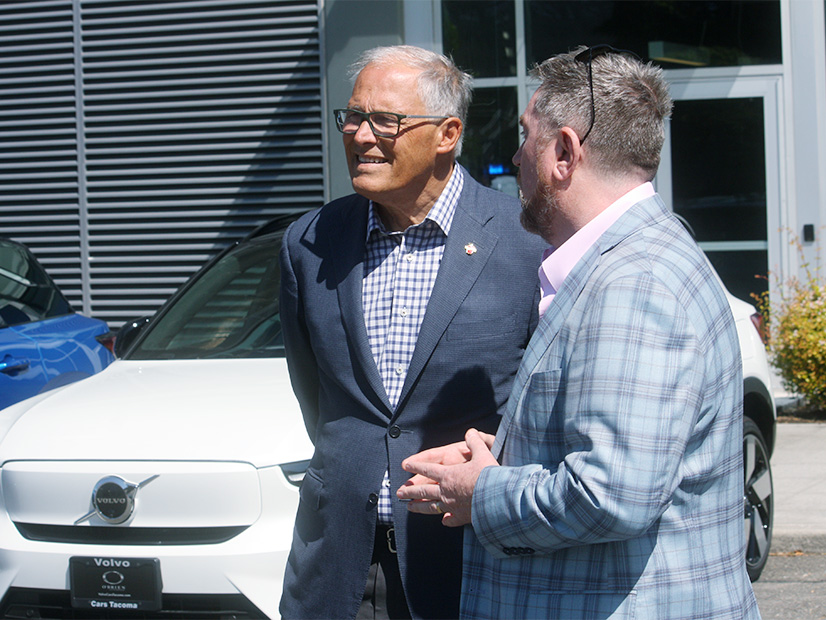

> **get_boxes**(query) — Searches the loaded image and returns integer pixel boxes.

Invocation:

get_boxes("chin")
[350,176,385,202]
[519,187,555,244]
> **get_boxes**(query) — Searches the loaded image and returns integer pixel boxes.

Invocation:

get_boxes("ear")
[550,127,583,181]
[436,117,463,154]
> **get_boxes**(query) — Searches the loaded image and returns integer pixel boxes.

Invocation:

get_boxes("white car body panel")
[0,357,312,619]
[4,461,262,527]
[0,358,309,467]
[729,294,774,390]
[0,467,299,617]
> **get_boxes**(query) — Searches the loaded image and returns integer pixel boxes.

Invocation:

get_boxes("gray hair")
[349,45,473,156]
[530,47,673,180]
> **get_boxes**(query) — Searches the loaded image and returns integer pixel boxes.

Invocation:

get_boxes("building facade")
[0,0,824,324]
[0,0,325,325]
[323,0,826,307]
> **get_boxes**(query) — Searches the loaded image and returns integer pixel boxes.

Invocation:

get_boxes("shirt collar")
[540,181,655,298]
[366,165,463,241]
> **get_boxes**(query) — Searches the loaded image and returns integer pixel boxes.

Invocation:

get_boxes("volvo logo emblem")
[75,475,159,525]
[94,479,131,522]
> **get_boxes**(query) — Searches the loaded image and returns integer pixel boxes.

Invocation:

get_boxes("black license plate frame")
[70,556,162,612]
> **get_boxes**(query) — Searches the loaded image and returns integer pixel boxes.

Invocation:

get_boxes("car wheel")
[743,416,773,581]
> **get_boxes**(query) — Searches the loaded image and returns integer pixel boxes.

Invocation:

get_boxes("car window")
[128,232,284,360]
[0,239,72,328]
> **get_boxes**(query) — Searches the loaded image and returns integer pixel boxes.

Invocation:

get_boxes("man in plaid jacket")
[398,46,760,620]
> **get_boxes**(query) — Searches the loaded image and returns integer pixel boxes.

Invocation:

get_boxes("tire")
[744,416,773,581]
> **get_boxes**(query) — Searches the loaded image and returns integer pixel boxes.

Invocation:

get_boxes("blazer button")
[367,493,379,507]
[388,425,401,438]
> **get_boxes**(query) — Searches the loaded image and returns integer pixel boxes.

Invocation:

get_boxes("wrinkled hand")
[399,439,472,486]
[396,429,498,527]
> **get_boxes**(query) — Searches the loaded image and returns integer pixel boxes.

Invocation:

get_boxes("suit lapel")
[330,197,395,416]
[491,194,671,457]
[491,251,595,457]
[395,178,497,415]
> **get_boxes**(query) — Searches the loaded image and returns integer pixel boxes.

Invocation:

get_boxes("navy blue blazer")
[278,168,545,619]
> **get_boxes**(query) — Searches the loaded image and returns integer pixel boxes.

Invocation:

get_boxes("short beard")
[519,177,557,244]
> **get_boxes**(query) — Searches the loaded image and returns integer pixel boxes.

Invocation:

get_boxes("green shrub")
[753,237,826,408]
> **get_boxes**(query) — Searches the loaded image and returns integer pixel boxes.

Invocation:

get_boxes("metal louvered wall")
[0,0,324,326]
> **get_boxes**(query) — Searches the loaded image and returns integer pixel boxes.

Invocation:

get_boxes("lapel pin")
[464,243,477,255]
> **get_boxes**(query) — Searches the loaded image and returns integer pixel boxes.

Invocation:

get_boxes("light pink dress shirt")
[538,182,656,316]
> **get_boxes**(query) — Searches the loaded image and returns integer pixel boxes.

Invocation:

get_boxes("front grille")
[0,588,267,619]
[14,523,248,545]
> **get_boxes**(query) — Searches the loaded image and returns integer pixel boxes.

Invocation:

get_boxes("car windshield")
[128,232,285,360]
[0,239,72,327]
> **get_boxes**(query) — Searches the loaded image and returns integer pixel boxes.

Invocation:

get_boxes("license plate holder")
[70,556,162,612]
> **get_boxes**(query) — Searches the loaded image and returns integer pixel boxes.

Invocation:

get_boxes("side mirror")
[114,316,151,358]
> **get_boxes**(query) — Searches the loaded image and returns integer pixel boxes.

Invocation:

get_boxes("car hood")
[0,359,313,469]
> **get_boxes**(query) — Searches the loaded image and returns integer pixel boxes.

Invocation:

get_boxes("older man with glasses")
[399,46,760,619]
[278,45,545,620]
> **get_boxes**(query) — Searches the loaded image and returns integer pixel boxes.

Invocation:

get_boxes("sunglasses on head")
[573,45,642,144]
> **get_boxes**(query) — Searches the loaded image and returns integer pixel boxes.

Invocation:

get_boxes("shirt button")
[400,307,408,317]
[388,425,401,438]
[406,253,414,262]
[395,365,403,375]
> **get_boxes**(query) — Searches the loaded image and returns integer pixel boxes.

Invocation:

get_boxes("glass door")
[656,74,783,303]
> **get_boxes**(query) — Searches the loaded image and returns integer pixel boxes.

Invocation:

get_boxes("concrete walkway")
[769,422,826,553]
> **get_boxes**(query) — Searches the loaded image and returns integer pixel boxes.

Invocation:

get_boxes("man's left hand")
[396,428,499,527]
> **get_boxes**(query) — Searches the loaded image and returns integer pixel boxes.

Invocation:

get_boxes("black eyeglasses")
[333,109,449,138]
[573,44,642,145]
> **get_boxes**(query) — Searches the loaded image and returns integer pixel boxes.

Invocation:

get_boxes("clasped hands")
[396,428,499,527]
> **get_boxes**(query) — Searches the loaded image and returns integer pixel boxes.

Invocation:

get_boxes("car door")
[0,238,83,409]
[0,239,50,408]
[0,324,48,410]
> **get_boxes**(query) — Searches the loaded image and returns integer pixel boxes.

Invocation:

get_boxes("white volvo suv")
[0,216,775,619]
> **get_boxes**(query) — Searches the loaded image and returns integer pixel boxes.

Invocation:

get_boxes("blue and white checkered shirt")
[363,166,463,524]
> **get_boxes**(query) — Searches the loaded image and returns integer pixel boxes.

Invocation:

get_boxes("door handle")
[0,356,30,374]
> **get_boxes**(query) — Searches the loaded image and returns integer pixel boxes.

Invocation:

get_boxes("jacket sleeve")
[471,272,708,558]
[279,221,320,443]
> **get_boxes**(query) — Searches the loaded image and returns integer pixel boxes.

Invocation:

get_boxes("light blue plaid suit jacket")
[461,194,760,620]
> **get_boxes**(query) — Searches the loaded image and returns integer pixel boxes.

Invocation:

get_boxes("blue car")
[0,238,114,410]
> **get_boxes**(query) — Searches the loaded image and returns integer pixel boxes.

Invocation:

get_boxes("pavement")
[769,421,826,554]
[752,388,826,620]
[768,369,826,553]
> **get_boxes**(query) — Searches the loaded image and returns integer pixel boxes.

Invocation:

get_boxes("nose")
[512,143,523,167]
[353,118,377,144]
